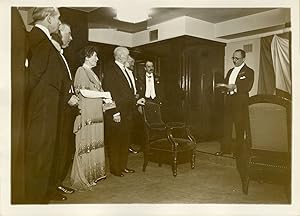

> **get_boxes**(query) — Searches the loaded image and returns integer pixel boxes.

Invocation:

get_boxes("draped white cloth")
[271,34,291,93]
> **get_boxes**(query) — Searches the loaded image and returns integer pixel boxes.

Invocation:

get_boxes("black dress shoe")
[129,148,138,154]
[48,192,67,201]
[111,172,124,177]
[123,168,135,173]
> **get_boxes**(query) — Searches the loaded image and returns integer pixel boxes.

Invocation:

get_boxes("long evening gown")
[70,65,106,191]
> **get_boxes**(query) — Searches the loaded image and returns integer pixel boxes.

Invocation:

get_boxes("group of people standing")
[24,7,162,204]
[24,6,253,205]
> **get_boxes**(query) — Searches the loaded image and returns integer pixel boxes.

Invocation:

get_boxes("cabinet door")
[180,46,224,141]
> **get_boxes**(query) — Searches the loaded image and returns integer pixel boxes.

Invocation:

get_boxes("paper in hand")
[80,89,112,99]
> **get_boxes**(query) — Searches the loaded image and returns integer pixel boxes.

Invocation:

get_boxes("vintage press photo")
[1,0,300,215]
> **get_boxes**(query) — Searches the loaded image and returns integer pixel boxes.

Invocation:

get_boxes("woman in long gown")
[71,46,107,191]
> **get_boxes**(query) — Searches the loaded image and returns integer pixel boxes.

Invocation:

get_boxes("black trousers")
[221,98,247,155]
[130,108,145,151]
[105,115,132,175]
[48,108,76,195]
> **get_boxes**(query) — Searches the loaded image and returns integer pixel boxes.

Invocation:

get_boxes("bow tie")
[146,74,153,78]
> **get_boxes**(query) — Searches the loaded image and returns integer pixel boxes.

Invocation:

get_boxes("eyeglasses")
[232,57,243,61]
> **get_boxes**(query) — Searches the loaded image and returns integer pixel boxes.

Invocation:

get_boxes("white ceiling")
[68,7,275,32]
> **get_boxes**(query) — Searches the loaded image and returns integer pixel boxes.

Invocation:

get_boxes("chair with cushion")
[237,94,291,199]
[142,101,196,177]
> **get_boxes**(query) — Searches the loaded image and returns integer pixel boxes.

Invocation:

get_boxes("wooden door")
[180,45,225,141]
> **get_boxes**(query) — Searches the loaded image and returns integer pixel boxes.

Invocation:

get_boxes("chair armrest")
[167,124,196,144]
[186,127,197,143]
[167,128,179,150]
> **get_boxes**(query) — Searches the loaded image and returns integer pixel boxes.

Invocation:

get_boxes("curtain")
[257,35,276,95]
[258,33,291,95]
[271,35,291,93]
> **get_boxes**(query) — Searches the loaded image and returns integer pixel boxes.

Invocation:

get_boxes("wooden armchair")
[142,102,196,177]
[237,95,291,199]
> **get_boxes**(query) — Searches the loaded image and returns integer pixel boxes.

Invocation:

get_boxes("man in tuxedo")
[50,23,79,196]
[103,47,139,177]
[24,7,72,203]
[137,60,163,104]
[125,56,140,154]
[215,49,254,158]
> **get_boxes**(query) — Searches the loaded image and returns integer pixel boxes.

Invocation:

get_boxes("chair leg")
[242,176,249,195]
[143,162,148,172]
[172,154,177,177]
[172,163,177,177]
[143,152,148,172]
[191,151,195,169]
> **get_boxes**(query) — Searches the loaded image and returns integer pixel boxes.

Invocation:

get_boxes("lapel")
[236,64,247,79]
[114,63,131,89]
[225,68,234,83]
[58,53,72,81]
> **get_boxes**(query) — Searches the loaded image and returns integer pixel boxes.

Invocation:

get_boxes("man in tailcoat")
[215,49,254,158]
[24,7,71,203]
[137,60,163,104]
[102,47,139,177]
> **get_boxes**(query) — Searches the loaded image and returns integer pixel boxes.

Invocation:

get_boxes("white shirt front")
[60,51,72,80]
[145,73,156,99]
[126,68,137,95]
[228,63,245,84]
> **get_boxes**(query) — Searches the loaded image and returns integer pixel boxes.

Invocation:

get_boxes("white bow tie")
[146,74,153,78]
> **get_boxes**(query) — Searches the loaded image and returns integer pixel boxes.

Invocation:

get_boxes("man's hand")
[113,114,121,123]
[68,95,79,106]
[136,98,146,106]
[227,84,237,95]
[227,84,237,91]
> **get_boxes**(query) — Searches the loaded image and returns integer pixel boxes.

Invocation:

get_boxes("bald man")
[102,47,137,177]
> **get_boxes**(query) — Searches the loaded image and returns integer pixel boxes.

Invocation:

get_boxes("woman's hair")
[32,7,59,23]
[79,46,98,64]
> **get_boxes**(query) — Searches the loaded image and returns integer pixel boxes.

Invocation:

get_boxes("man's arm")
[28,41,52,91]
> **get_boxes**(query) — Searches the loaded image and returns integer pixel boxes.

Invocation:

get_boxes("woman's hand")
[68,95,79,106]
[103,98,113,104]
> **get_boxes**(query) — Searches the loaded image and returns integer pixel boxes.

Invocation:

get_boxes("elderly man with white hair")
[103,47,144,177]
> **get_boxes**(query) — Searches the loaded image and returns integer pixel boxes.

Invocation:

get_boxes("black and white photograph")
[1,0,300,215]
